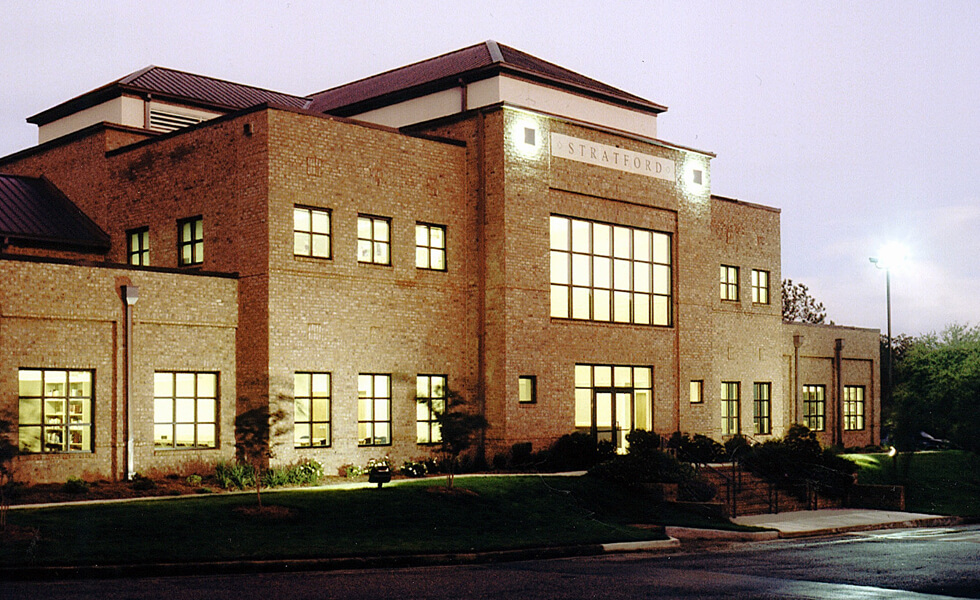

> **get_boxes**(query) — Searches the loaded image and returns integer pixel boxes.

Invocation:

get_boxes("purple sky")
[2,1,977,336]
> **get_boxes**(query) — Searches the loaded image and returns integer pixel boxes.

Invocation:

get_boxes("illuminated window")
[294,206,331,259]
[357,215,391,265]
[416,375,446,444]
[844,386,865,431]
[358,374,391,446]
[690,380,703,404]
[127,227,149,266]
[574,364,653,452]
[720,265,739,301]
[753,382,771,435]
[178,216,204,266]
[518,376,536,404]
[550,215,672,326]
[18,369,93,454]
[802,384,826,431]
[294,372,331,447]
[751,269,770,304]
[721,382,740,435]
[415,223,446,270]
[154,372,218,449]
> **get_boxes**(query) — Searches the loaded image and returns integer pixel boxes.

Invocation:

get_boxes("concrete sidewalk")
[732,508,962,538]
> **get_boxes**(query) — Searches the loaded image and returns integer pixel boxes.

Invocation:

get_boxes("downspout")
[792,333,803,425]
[834,338,844,446]
[122,285,139,480]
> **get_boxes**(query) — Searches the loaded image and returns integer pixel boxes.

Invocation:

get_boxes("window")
[802,384,826,431]
[751,269,770,304]
[844,386,865,431]
[415,223,446,270]
[720,265,739,301]
[574,364,653,451]
[358,374,391,446]
[357,215,391,265]
[753,382,771,435]
[154,372,218,449]
[294,373,331,447]
[518,376,536,404]
[294,206,331,259]
[690,380,704,404]
[550,215,672,326]
[18,369,93,453]
[178,216,204,266]
[721,382,740,435]
[416,375,446,444]
[127,227,149,266]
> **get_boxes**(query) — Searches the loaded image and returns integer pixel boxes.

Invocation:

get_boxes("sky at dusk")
[1,1,977,337]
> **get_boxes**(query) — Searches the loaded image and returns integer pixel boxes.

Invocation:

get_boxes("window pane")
[416,224,429,246]
[295,423,311,446]
[633,294,651,324]
[633,262,651,293]
[294,373,311,398]
[431,249,445,270]
[294,208,310,232]
[312,398,329,421]
[634,367,652,388]
[357,217,372,239]
[20,398,41,425]
[572,254,590,286]
[416,247,429,269]
[294,232,311,255]
[574,389,591,427]
[613,227,630,258]
[197,424,216,447]
[175,373,195,397]
[198,373,216,398]
[593,289,610,321]
[311,211,330,233]
[594,366,612,387]
[551,285,569,318]
[295,398,310,421]
[19,370,42,397]
[551,251,569,285]
[653,296,670,326]
[550,216,569,251]
[575,364,592,387]
[45,371,66,396]
[154,372,173,397]
[593,256,610,288]
[614,366,632,387]
[176,398,195,422]
[312,235,330,257]
[312,373,330,396]
[430,227,444,248]
[653,234,670,264]
[571,219,590,253]
[572,287,591,319]
[198,398,216,423]
[358,239,372,262]
[633,230,651,262]
[154,398,173,423]
[613,291,630,322]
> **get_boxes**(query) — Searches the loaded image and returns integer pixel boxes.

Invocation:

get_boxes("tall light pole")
[869,257,893,399]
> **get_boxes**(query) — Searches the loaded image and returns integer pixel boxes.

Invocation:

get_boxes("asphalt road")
[2,525,978,599]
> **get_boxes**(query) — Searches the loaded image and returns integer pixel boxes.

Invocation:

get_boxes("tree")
[781,279,828,324]
[235,404,288,507]
[423,389,488,489]
[890,324,980,453]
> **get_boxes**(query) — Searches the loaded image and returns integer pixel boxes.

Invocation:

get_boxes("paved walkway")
[732,508,962,538]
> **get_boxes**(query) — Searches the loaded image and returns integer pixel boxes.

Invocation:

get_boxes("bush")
[625,429,661,455]
[588,449,695,488]
[740,424,857,499]
[215,461,255,490]
[63,476,89,495]
[130,474,156,491]
[186,474,203,487]
[723,434,751,459]
[540,433,615,472]
[261,460,324,488]
[666,432,726,464]
[510,442,534,467]
[401,460,428,477]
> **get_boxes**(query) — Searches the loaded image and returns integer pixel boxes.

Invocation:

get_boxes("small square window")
[294,206,332,259]
[690,380,703,404]
[415,223,446,271]
[720,265,739,301]
[178,216,204,266]
[518,376,536,404]
[524,127,536,146]
[127,227,150,266]
[358,215,391,266]
[692,169,703,185]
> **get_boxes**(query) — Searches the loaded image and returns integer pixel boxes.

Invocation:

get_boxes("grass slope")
[1,475,721,568]
[846,450,980,517]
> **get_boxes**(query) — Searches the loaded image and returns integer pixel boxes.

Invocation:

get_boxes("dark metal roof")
[308,41,667,116]
[0,174,110,251]
[29,66,309,126]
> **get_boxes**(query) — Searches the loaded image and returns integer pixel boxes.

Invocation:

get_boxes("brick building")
[0,42,879,483]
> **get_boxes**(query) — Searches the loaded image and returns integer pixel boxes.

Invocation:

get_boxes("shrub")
[510,442,534,467]
[130,474,156,491]
[666,432,726,464]
[340,464,362,478]
[588,449,695,488]
[260,460,324,488]
[723,434,751,459]
[740,424,857,499]
[63,476,89,495]
[541,433,614,472]
[401,460,428,477]
[186,474,203,487]
[625,429,661,454]
[215,461,255,490]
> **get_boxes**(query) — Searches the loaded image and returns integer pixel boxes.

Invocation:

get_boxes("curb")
[775,515,964,539]
[665,526,779,541]
[0,537,679,581]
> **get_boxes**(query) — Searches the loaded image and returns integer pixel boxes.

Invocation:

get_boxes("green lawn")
[845,450,980,517]
[0,475,735,568]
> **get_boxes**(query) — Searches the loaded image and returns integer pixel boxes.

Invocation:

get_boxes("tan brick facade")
[0,53,880,483]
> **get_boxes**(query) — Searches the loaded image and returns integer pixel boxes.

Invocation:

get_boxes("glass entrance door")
[593,388,633,451]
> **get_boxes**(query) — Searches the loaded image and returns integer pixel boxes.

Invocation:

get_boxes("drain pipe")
[122,285,139,480]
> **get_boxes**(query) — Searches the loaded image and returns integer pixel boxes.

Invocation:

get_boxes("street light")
[870,244,906,416]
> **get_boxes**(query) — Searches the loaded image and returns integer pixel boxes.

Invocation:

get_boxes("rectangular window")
[574,364,653,452]
[843,385,865,431]
[415,223,446,270]
[358,373,391,446]
[294,372,331,447]
[802,384,826,431]
[178,216,204,266]
[357,215,391,265]
[294,206,331,259]
[518,376,536,404]
[721,382,740,435]
[720,265,739,301]
[690,380,703,404]
[550,215,672,326]
[416,375,446,444]
[127,227,150,266]
[751,269,770,304]
[753,382,771,435]
[18,369,93,453]
[153,372,218,449]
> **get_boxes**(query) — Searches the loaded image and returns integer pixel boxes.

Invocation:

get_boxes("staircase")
[698,463,843,517]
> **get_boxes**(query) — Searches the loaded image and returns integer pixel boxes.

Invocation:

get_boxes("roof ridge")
[125,66,307,101]
[485,40,504,63]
